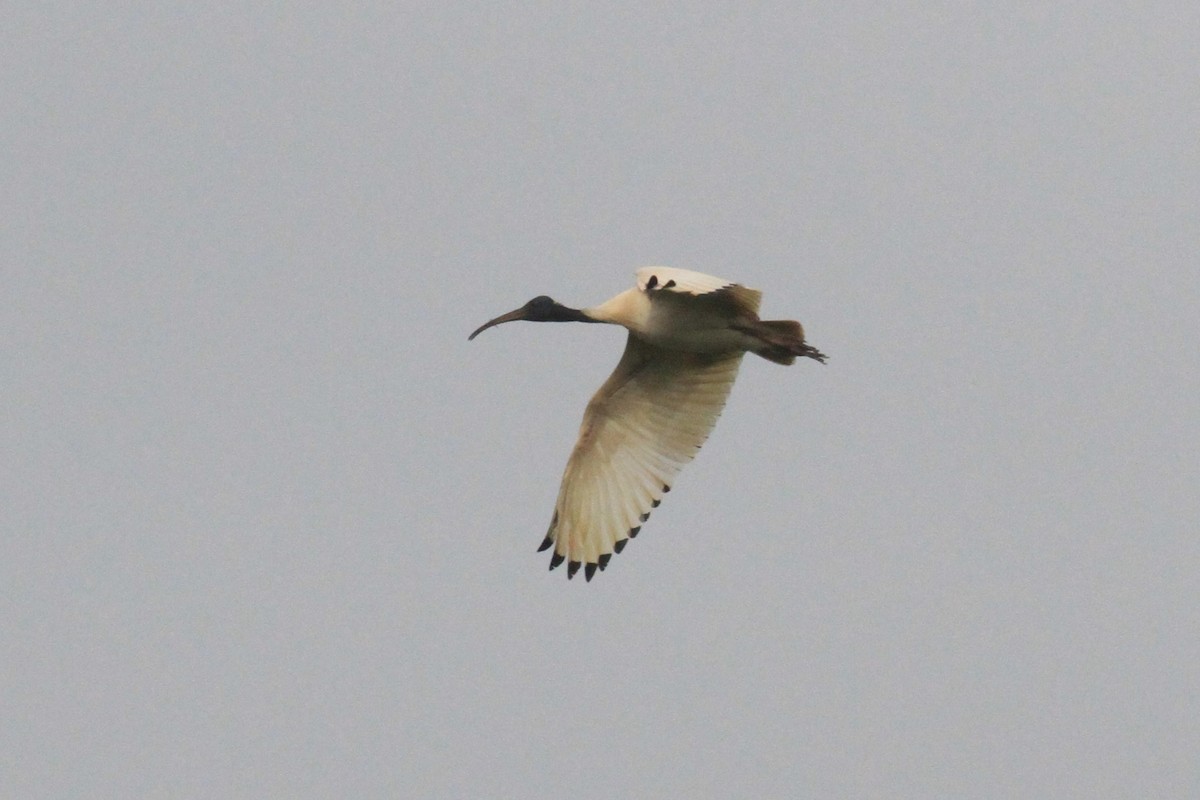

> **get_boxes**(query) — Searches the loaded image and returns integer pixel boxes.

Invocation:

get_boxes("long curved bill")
[468,306,530,340]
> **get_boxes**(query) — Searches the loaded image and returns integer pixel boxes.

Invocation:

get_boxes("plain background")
[4,3,1198,797]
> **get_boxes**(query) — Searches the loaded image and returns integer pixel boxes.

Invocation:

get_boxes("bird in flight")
[469,267,826,581]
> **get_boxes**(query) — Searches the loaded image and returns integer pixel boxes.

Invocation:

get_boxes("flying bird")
[469,267,826,581]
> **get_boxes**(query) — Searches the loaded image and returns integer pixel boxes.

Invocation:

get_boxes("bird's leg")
[801,343,828,363]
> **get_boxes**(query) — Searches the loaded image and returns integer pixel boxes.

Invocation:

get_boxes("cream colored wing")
[635,266,762,316]
[539,334,745,580]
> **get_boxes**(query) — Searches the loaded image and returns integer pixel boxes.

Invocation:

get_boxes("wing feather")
[543,334,744,579]
[636,266,762,316]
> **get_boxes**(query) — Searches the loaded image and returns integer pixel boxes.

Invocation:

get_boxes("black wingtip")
[614,538,628,553]
[651,498,661,508]
[549,552,565,570]
[584,563,597,582]
[629,526,641,538]
[639,512,650,522]
[598,553,612,571]
[567,560,581,579]
[537,535,553,552]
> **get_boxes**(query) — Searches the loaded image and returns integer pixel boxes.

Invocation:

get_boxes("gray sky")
[4,3,1198,797]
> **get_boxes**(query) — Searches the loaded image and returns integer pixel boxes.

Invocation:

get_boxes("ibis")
[469,267,826,581]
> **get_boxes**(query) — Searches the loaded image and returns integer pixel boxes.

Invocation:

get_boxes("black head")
[468,295,592,340]
[522,295,559,320]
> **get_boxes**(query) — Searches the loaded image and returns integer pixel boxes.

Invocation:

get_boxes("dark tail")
[734,319,827,365]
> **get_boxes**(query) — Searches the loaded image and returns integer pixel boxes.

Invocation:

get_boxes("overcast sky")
[4,3,1198,798]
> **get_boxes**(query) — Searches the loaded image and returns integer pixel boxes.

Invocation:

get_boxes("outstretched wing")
[539,334,744,580]
[636,266,762,316]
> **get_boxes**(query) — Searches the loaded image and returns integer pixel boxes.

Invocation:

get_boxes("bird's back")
[588,268,765,355]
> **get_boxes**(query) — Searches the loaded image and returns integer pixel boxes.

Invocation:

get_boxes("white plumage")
[469,267,826,581]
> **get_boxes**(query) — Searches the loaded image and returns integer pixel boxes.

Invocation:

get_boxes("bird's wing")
[635,266,762,316]
[540,334,745,580]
